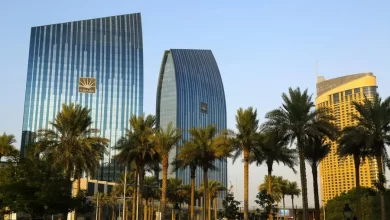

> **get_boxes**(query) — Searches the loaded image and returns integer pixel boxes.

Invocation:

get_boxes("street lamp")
[342,204,353,220]
[174,203,180,219]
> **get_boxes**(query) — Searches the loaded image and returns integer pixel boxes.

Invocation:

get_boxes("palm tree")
[172,150,199,220]
[338,126,370,220]
[115,114,157,220]
[232,107,260,220]
[186,125,232,220]
[142,176,160,220]
[91,192,109,220]
[280,179,289,220]
[286,181,301,220]
[304,137,330,220]
[167,178,190,219]
[263,88,337,220]
[154,122,182,219]
[350,94,390,220]
[35,104,109,185]
[0,133,17,161]
[259,175,283,203]
[199,180,226,220]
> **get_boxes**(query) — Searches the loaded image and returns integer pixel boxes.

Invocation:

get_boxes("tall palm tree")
[166,178,190,219]
[186,125,232,220]
[304,137,330,220]
[338,126,370,220]
[232,107,260,220]
[0,133,17,161]
[115,114,157,220]
[35,104,108,181]
[154,122,182,219]
[199,180,226,220]
[350,94,390,220]
[259,175,283,203]
[172,150,199,220]
[286,181,301,220]
[263,88,337,220]
[251,129,297,220]
[280,179,289,220]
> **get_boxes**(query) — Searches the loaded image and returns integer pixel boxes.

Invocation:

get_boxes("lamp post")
[174,203,180,220]
[342,204,353,220]
[44,205,48,220]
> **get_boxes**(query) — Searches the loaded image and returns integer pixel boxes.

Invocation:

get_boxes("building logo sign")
[79,77,96,93]
[200,102,208,114]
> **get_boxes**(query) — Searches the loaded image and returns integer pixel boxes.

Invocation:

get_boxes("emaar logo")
[79,77,96,93]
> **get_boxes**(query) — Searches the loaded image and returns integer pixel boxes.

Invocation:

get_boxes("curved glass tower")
[156,49,227,202]
[21,13,143,181]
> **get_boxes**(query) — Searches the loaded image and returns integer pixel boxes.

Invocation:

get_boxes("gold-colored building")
[315,72,379,203]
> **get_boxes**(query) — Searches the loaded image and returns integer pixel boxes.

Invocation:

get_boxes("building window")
[333,93,339,104]
[345,89,352,96]
[363,86,377,96]
[354,88,360,94]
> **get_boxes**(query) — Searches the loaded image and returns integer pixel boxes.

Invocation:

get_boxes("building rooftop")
[316,72,374,96]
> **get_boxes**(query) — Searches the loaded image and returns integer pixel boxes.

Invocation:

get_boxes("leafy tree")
[255,190,278,219]
[232,107,260,220]
[263,87,337,220]
[0,158,76,220]
[349,94,390,220]
[154,122,182,219]
[0,133,18,161]
[304,137,330,220]
[338,126,370,220]
[221,192,241,219]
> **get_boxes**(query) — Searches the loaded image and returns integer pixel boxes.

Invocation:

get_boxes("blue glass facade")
[156,49,227,201]
[22,13,143,181]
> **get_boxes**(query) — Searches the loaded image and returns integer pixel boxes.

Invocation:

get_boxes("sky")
[1,0,390,208]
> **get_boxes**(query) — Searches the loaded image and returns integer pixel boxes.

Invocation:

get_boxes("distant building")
[316,73,379,203]
[156,49,227,203]
[21,13,144,181]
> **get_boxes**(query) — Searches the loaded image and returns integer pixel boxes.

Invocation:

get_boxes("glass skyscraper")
[156,49,227,204]
[21,13,143,181]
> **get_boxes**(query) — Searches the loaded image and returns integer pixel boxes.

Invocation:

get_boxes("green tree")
[0,133,18,161]
[142,176,160,220]
[232,107,260,220]
[154,122,182,219]
[303,137,330,220]
[285,181,300,220]
[166,178,189,219]
[263,88,337,220]
[115,114,157,220]
[185,125,232,220]
[35,103,108,190]
[255,190,278,219]
[0,158,76,220]
[259,176,284,203]
[338,126,370,220]
[221,192,241,219]
[350,94,390,220]
[252,128,297,220]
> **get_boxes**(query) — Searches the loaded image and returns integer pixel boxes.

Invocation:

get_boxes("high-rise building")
[21,13,143,181]
[316,72,379,203]
[156,49,227,201]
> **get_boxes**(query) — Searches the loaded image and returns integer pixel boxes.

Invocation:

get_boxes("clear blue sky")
[1,0,389,208]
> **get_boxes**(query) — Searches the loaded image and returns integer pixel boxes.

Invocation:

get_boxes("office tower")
[21,13,143,181]
[156,49,227,201]
[316,72,379,202]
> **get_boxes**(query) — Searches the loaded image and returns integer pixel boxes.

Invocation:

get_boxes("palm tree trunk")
[138,168,145,220]
[208,197,211,220]
[190,167,196,220]
[172,208,174,220]
[353,154,361,220]
[213,197,217,220]
[298,140,309,220]
[376,155,386,220]
[161,156,168,220]
[132,169,138,220]
[112,206,116,220]
[203,168,210,220]
[291,196,295,220]
[311,164,320,220]
[98,205,101,220]
[243,148,249,220]
[143,199,147,220]
[267,167,273,220]
[282,195,286,220]
[151,199,155,220]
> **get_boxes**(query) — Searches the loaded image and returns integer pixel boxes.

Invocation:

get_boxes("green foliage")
[0,132,18,161]
[258,175,284,203]
[221,192,241,219]
[255,190,278,218]
[325,187,390,220]
[0,158,77,218]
